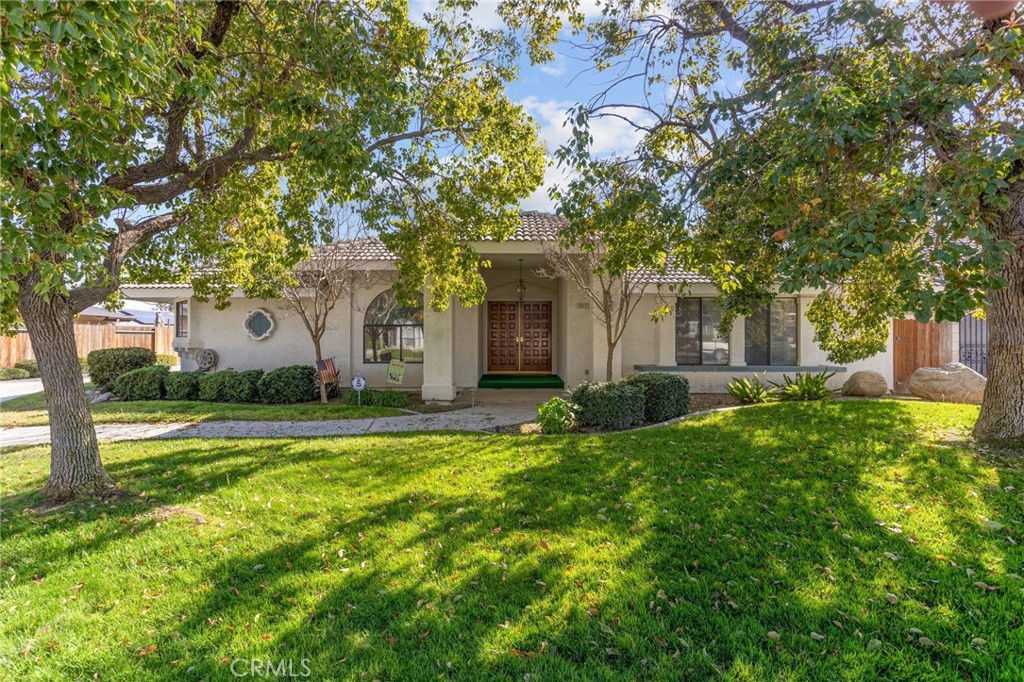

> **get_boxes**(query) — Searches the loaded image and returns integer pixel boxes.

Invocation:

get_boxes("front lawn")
[0,392,407,427]
[1,401,1021,681]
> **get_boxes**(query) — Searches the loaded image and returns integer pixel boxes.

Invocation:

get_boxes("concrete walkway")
[0,390,561,447]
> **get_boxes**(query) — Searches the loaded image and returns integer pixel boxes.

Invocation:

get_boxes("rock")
[90,391,113,404]
[841,370,889,397]
[909,362,987,405]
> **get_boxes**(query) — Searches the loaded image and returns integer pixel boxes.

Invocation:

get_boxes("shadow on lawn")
[119,401,1021,681]
[3,402,1019,680]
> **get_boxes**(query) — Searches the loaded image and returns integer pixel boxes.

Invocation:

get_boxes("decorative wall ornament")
[195,348,218,371]
[244,308,275,340]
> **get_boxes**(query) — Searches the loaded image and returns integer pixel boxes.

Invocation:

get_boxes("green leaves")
[2,0,544,323]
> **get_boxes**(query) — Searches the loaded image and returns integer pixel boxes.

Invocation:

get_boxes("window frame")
[362,290,424,364]
[175,301,189,339]
[745,297,799,366]
[675,297,730,366]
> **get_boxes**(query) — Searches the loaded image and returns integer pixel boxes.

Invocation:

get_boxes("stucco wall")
[178,276,897,397]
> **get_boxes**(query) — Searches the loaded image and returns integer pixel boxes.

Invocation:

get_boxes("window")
[676,298,729,365]
[363,290,424,363]
[175,301,189,338]
[745,298,798,365]
[244,308,275,340]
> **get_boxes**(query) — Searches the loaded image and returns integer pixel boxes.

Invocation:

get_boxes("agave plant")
[726,374,775,404]
[770,371,836,401]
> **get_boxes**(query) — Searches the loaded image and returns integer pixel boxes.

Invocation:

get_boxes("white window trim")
[244,308,275,341]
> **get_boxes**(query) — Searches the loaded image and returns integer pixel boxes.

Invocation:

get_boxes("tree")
[538,236,652,381]
[504,0,1024,441]
[537,162,668,381]
[279,207,390,402]
[1,0,545,500]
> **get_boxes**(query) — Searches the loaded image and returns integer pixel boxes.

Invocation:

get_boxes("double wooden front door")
[487,301,552,373]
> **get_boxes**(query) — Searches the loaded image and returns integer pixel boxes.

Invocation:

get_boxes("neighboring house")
[122,212,896,401]
[76,306,140,325]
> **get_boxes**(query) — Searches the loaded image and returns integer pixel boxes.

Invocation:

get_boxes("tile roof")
[633,257,712,285]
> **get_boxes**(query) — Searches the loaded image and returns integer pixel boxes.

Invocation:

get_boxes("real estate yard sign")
[387,359,406,385]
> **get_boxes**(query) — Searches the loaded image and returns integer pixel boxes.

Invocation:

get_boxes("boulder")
[909,362,986,405]
[841,371,889,397]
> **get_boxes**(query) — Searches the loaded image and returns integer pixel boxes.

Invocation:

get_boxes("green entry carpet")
[477,374,565,389]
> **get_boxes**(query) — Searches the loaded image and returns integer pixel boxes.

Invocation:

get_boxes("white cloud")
[519,96,646,157]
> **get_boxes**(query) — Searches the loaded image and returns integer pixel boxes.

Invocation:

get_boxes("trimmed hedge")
[622,372,690,423]
[164,371,203,401]
[111,365,168,401]
[88,347,155,390]
[0,367,30,381]
[79,357,89,375]
[155,353,180,367]
[198,369,264,403]
[258,365,316,404]
[13,360,40,378]
[570,381,646,431]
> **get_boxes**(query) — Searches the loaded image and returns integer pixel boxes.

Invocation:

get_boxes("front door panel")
[486,301,552,373]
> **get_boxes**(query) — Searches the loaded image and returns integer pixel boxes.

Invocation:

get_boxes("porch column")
[422,293,457,402]
[729,316,746,366]
[657,313,676,366]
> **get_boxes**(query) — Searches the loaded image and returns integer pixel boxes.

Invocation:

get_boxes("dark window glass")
[175,301,189,338]
[246,311,272,339]
[676,298,729,365]
[363,290,424,363]
[744,298,798,365]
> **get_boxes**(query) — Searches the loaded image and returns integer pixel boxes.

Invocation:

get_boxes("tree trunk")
[605,321,616,382]
[973,180,1024,442]
[313,335,328,404]
[19,290,113,500]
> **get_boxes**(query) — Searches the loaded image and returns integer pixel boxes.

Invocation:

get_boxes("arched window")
[363,290,424,363]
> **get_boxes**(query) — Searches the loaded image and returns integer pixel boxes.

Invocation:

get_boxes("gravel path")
[0,403,540,447]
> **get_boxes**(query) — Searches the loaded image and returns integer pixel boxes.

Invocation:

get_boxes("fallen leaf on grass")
[867,639,882,651]
[810,632,826,642]
[138,645,158,657]
[885,593,899,604]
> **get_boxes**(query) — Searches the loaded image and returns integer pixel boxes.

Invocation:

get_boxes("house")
[76,306,141,325]
[122,212,896,401]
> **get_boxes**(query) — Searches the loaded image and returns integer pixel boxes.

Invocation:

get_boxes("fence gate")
[959,315,989,377]
[892,319,955,394]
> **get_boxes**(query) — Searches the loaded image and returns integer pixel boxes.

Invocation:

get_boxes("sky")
[410,1,649,211]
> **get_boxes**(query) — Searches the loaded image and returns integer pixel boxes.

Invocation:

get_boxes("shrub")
[79,357,89,375]
[258,365,317,404]
[345,388,375,406]
[622,372,690,423]
[771,371,836,401]
[373,390,411,408]
[155,353,180,367]
[727,375,774,404]
[537,396,577,434]
[111,365,168,401]
[570,381,646,431]
[0,367,30,381]
[199,369,264,402]
[88,347,155,390]
[164,371,203,401]
[13,360,40,378]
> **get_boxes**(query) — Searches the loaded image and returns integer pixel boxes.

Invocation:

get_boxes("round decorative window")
[244,309,275,341]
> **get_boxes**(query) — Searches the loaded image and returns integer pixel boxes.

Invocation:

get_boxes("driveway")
[0,378,45,403]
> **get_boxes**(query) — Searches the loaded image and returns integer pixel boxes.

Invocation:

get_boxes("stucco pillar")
[657,313,676,366]
[729,315,746,366]
[797,295,815,365]
[422,293,457,402]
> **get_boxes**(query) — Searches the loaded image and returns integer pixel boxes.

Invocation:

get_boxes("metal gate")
[959,315,989,377]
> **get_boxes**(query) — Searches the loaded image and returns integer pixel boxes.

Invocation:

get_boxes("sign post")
[350,374,367,406]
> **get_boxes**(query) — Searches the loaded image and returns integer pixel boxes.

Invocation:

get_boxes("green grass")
[1,401,1021,681]
[0,392,406,427]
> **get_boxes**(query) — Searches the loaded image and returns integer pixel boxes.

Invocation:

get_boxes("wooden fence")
[892,319,956,394]
[1,324,175,367]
